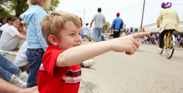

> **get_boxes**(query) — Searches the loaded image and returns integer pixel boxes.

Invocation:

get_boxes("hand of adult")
[18,86,39,93]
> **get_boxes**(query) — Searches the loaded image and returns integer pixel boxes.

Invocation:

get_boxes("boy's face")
[57,21,82,50]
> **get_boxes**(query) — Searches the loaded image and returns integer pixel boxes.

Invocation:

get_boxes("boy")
[20,0,51,87]
[38,10,150,93]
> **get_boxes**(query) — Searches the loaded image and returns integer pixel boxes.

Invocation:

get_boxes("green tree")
[0,0,11,18]
[1,0,60,17]
[103,22,110,30]
[46,0,60,13]
[8,0,29,17]
[0,6,11,18]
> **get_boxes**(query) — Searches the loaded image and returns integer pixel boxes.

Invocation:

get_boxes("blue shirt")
[129,30,133,34]
[111,17,123,30]
[20,5,48,51]
[176,35,181,41]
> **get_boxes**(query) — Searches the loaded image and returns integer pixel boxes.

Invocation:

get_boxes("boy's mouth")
[73,44,80,47]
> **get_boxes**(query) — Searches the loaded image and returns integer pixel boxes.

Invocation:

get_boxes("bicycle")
[158,30,176,59]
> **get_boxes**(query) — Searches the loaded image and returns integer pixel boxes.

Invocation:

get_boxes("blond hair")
[40,10,82,46]
[27,0,51,9]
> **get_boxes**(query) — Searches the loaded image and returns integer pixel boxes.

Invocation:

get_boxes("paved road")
[79,42,183,93]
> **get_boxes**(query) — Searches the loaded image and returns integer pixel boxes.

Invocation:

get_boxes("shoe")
[83,59,94,67]
[18,71,28,82]
[10,74,27,88]
[158,48,162,51]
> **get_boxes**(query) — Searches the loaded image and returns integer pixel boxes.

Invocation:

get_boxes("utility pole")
[83,6,85,26]
[140,0,146,30]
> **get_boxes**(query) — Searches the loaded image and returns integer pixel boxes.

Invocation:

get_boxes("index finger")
[131,32,150,39]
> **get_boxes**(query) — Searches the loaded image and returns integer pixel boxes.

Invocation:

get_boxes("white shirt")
[88,27,94,35]
[14,41,28,67]
[0,26,19,48]
[0,23,10,31]
[83,26,90,35]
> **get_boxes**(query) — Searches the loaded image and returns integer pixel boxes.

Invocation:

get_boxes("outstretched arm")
[16,34,26,40]
[56,32,150,67]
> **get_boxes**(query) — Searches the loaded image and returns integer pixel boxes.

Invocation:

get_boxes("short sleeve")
[42,46,69,79]
[103,15,106,22]
[92,14,96,20]
[8,26,19,37]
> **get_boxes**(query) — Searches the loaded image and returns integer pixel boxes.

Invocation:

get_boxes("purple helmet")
[161,2,172,9]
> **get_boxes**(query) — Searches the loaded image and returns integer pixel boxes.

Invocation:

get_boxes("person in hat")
[111,12,123,38]
[157,2,179,51]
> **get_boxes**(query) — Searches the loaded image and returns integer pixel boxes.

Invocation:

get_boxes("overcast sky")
[56,0,183,28]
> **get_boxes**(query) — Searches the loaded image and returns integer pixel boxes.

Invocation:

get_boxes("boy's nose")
[75,35,82,42]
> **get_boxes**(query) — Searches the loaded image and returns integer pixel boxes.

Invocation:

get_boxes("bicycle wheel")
[166,35,175,59]
[158,47,164,54]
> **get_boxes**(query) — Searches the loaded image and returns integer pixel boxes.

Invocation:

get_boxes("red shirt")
[37,45,81,93]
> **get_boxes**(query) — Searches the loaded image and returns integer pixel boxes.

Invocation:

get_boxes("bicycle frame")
[164,32,170,49]
[164,31,175,49]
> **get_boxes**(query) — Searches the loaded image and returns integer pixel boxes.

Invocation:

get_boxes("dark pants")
[113,30,120,38]
[26,48,44,88]
[80,63,84,67]
[159,30,174,48]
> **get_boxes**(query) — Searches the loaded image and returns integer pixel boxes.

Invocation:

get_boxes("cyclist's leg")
[159,30,167,48]
[170,29,176,47]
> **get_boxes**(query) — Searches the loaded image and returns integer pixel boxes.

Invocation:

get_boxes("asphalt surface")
[79,42,183,93]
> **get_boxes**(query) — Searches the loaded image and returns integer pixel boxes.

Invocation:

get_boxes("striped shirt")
[37,45,81,93]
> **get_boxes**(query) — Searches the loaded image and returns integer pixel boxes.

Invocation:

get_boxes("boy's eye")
[79,32,81,35]
[70,33,74,35]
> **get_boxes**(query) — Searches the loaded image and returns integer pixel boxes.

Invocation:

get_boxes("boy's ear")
[48,35,59,46]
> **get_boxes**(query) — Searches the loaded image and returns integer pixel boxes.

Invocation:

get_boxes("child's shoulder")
[44,45,63,56]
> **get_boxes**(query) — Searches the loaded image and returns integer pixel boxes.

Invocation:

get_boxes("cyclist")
[157,2,179,51]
